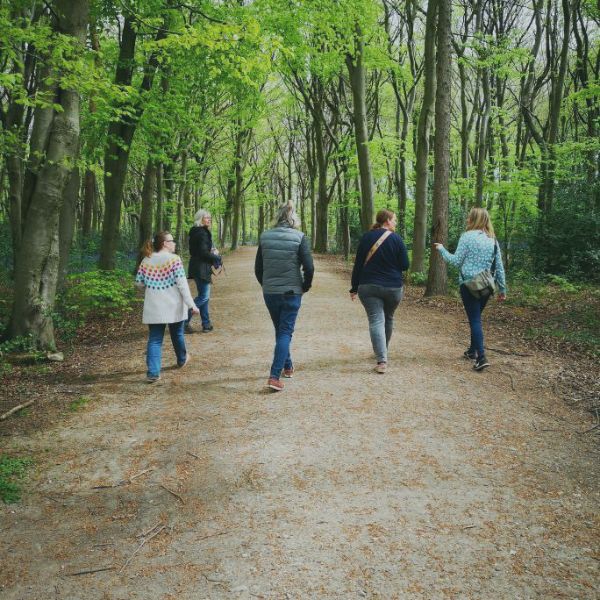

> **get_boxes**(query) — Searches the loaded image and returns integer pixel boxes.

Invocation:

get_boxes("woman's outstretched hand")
[191,306,200,314]
[350,292,357,301]
[433,243,444,251]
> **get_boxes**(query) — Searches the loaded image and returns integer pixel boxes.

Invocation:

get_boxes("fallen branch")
[0,400,34,421]
[120,525,166,573]
[186,451,200,459]
[160,483,185,504]
[137,522,163,539]
[499,371,516,392]
[578,423,600,435]
[486,347,532,357]
[66,566,114,576]
[197,528,237,541]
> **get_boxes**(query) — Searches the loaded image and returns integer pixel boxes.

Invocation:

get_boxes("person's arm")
[397,236,410,271]
[254,244,263,286]
[173,257,197,310]
[134,262,146,290]
[198,230,218,265]
[494,241,507,296]
[350,236,368,294]
[435,234,469,269]
[298,235,314,292]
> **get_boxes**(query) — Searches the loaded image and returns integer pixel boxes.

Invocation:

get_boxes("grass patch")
[69,396,92,412]
[0,455,33,504]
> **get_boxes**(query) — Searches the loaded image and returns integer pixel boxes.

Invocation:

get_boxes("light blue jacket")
[439,230,507,293]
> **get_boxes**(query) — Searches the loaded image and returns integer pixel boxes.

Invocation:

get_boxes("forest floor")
[1,246,599,599]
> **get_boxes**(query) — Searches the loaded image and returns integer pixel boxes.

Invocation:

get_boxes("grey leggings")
[358,284,404,363]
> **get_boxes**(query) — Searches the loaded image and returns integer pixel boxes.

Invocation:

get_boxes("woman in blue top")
[350,209,410,374]
[434,207,507,371]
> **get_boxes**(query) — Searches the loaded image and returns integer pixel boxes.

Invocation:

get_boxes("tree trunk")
[58,164,80,288]
[175,151,187,248]
[9,0,89,349]
[99,19,165,269]
[412,0,438,273]
[313,104,329,253]
[140,160,157,248]
[155,163,164,232]
[346,25,375,232]
[425,0,452,297]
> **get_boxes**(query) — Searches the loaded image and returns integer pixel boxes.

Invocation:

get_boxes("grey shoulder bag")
[463,241,498,299]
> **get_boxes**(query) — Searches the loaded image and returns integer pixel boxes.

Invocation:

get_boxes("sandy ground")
[1,246,598,599]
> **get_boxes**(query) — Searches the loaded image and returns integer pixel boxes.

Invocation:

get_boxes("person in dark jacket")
[186,209,220,333]
[350,209,409,374]
[255,202,314,392]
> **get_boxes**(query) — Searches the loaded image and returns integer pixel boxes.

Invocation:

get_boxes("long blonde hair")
[466,207,495,238]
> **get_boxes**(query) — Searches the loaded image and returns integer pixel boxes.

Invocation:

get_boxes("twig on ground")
[137,522,163,539]
[120,525,166,573]
[486,347,532,357]
[578,423,600,434]
[499,371,516,391]
[0,400,34,420]
[186,451,200,459]
[66,566,114,576]
[197,528,238,541]
[128,468,153,482]
[160,484,185,504]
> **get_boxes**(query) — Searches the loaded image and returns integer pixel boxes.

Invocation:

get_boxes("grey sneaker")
[147,375,161,383]
[464,349,477,360]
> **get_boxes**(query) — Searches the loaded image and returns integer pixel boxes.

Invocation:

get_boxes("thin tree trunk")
[346,25,375,232]
[425,0,452,297]
[140,160,157,248]
[412,0,438,273]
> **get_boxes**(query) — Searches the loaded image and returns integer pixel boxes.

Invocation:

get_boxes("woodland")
[0,0,598,354]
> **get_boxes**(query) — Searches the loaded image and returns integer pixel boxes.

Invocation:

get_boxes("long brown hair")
[137,231,172,268]
[371,209,395,230]
[465,208,495,238]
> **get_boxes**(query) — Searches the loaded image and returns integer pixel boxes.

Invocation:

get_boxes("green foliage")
[69,396,92,412]
[61,270,137,319]
[0,456,33,504]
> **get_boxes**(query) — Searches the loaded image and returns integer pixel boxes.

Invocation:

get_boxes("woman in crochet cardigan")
[135,231,199,383]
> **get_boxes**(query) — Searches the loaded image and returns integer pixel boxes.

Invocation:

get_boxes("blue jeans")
[187,277,211,327]
[147,321,187,377]
[460,284,490,359]
[263,293,302,380]
[358,284,404,363]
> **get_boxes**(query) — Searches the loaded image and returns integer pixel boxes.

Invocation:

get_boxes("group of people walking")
[135,203,506,388]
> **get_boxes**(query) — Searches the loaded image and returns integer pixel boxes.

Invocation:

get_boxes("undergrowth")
[0,456,33,504]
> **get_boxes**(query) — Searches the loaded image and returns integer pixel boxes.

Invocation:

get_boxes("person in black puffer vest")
[255,202,314,392]
[186,209,220,333]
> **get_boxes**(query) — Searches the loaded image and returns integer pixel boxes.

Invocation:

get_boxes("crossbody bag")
[364,230,393,265]
[462,240,499,299]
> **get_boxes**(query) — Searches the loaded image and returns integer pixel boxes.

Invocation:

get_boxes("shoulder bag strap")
[490,239,499,275]
[364,230,393,266]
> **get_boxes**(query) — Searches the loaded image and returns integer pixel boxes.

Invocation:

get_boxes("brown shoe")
[282,368,294,378]
[268,377,284,391]
[375,362,387,374]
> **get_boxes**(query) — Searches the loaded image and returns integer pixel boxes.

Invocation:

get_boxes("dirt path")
[1,247,598,599]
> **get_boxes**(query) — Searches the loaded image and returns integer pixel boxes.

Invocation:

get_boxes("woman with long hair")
[136,231,199,382]
[434,207,507,371]
[350,209,410,374]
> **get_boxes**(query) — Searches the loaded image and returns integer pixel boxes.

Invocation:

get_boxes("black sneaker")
[463,349,477,360]
[473,356,490,371]
[202,323,213,332]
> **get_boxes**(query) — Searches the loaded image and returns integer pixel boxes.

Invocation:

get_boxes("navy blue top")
[350,228,410,292]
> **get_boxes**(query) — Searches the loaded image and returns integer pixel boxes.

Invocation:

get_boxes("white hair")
[194,209,210,226]
[275,203,300,229]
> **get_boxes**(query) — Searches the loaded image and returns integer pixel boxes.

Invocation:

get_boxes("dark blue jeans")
[187,277,211,327]
[460,284,490,359]
[147,321,187,378]
[263,293,302,380]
